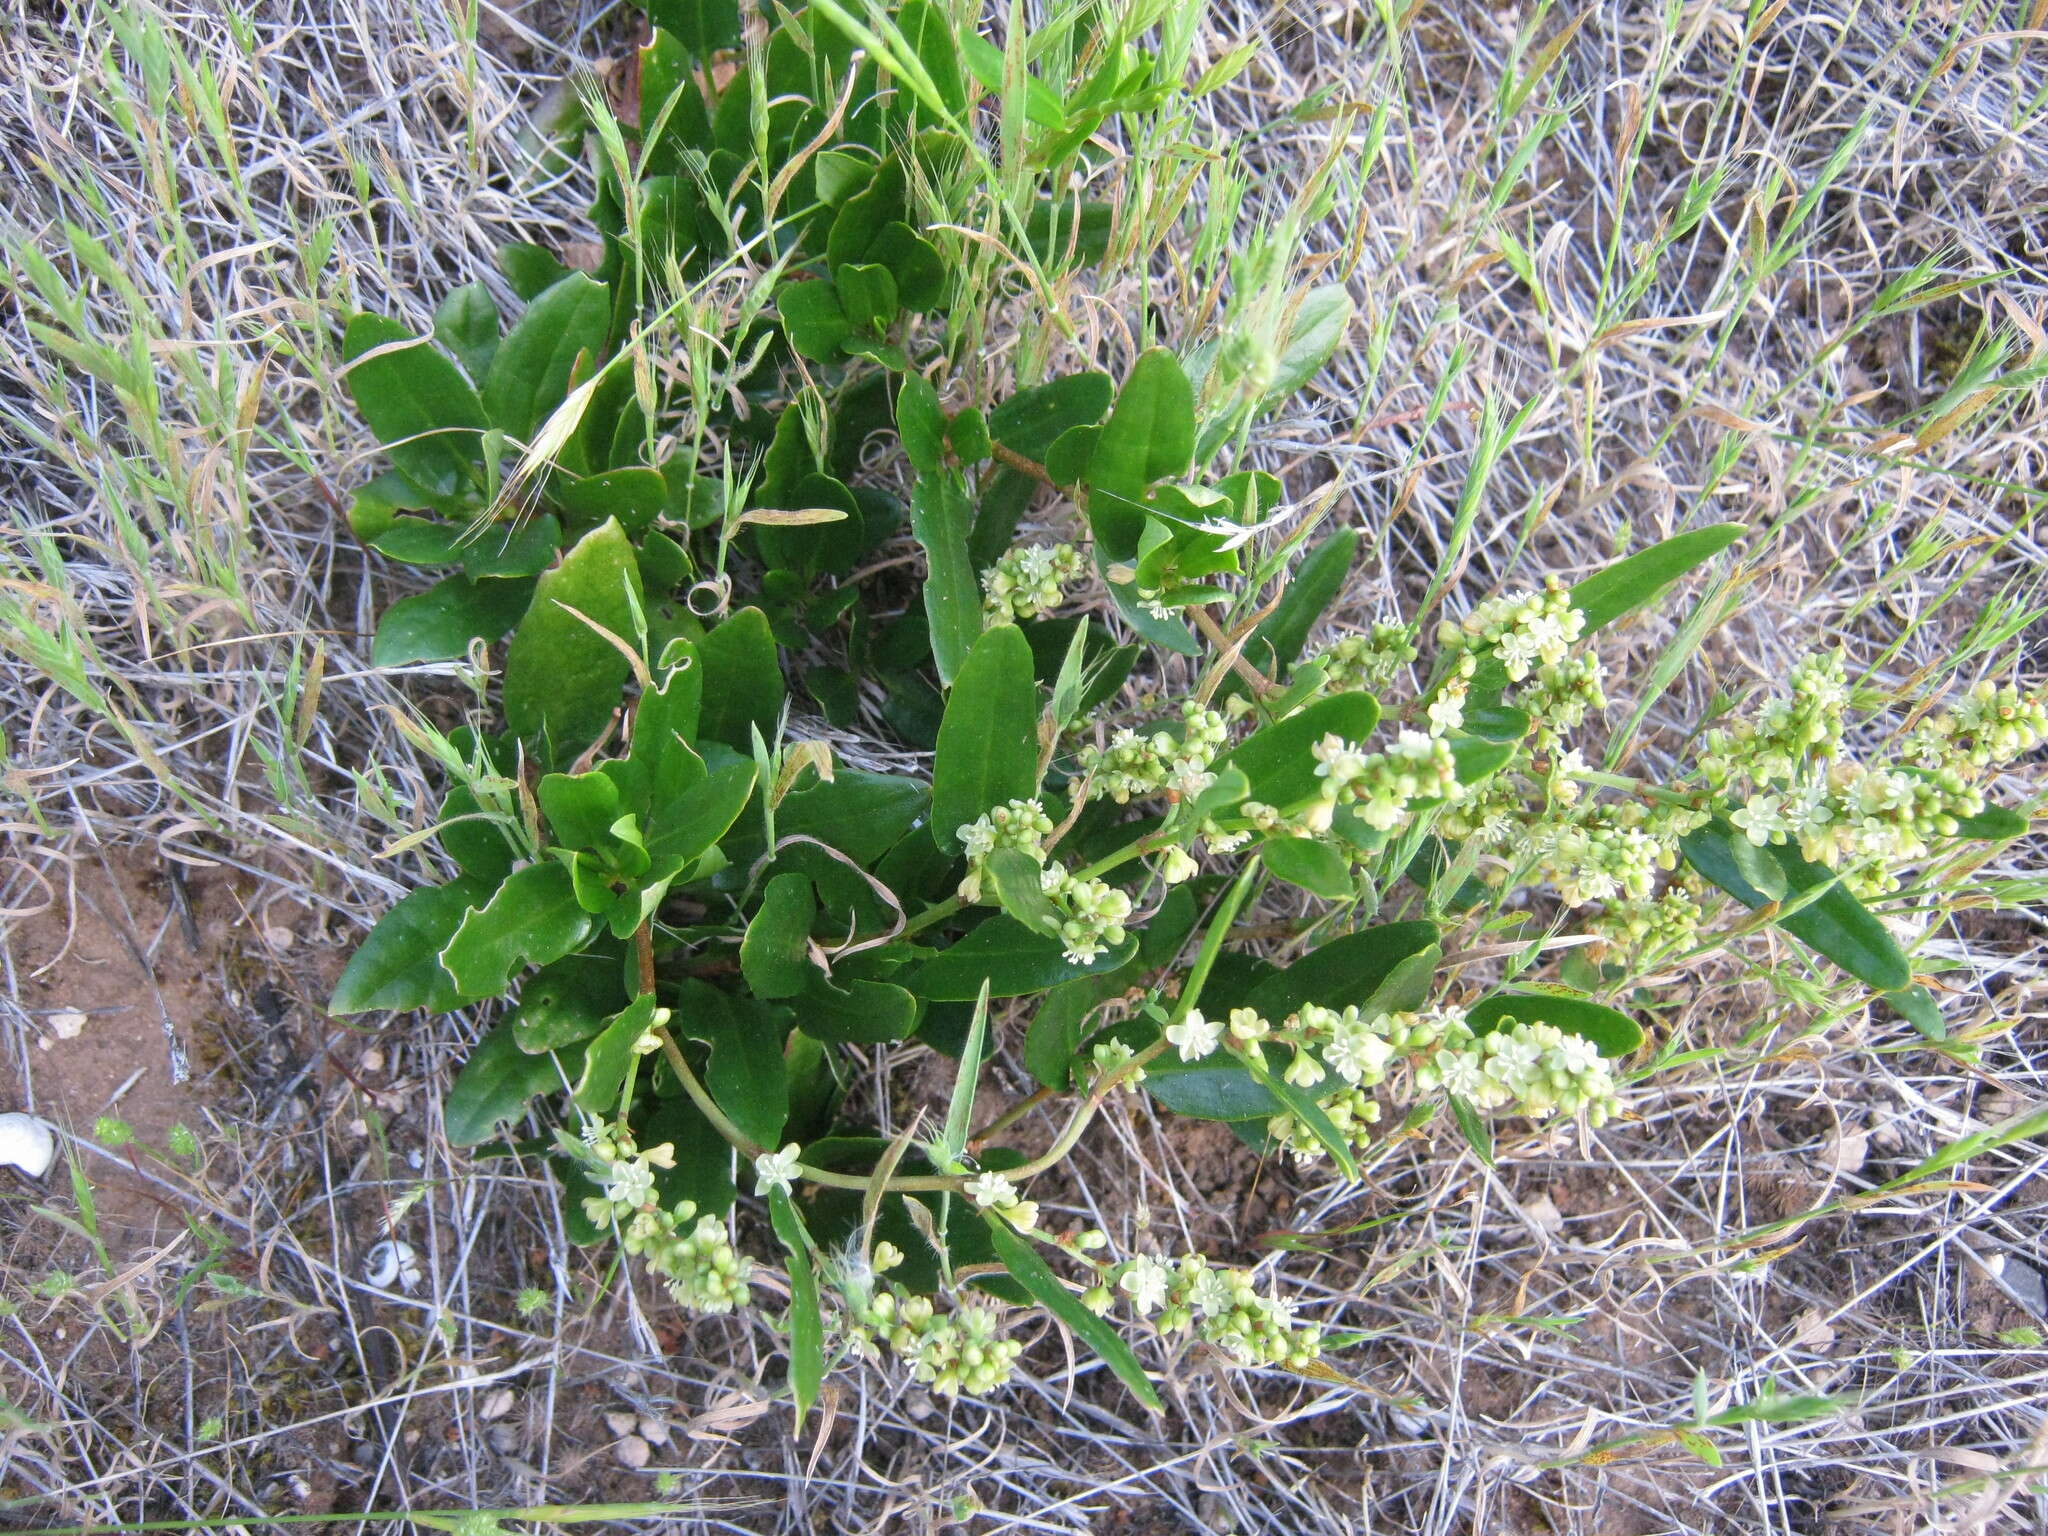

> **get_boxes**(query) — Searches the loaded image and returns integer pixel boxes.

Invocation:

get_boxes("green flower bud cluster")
[852,1288,1023,1398]
[1441,576,1585,681]
[1261,1005,1468,1159]
[1588,884,1704,953]
[1531,801,1683,907]
[955,797,1055,902]
[1907,680,2048,771]
[579,1132,752,1315]
[981,542,1083,623]
[1517,653,1608,739]
[1079,700,1231,803]
[1418,1017,1619,1126]
[1700,650,1850,789]
[1042,866,1133,964]
[1109,1252,1322,1370]
[1310,622,1418,692]
[1309,729,1460,832]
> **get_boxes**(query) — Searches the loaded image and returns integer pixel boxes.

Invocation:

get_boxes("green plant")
[326,0,2045,1421]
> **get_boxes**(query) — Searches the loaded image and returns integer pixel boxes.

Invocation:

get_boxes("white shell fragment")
[0,1114,58,1179]
[364,1239,424,1292]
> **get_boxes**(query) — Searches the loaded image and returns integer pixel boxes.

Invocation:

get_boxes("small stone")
[1520,1193,1565,1234]
[264,925,296,953]
[603,1410,639,1437]
[1786,1309,1837,1351]
[613,1434,651,1470]
[47,1009,86,1040]
[486,1424,520,1455]
[360,1048,385,1074]
[636,1414,671,1447]
[479,1388,515,1422]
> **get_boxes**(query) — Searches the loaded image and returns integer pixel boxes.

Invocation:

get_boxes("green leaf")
[441,861,597,998]
[695,607,785,751]
[768,1190,825,1430]
[1569,524,1745,635]
[1043,424,1101,486]
[981,1216,1162,1410]
[499,242,572,301]
[341,313,489,495]
[646,760,759,864]
[937,981,992,1171]
[1680,816,1913,992]
[371,575,534,667]
[837,261,899,331]
[958,32,1064,127]
[675,981,790,1145]
[573,993,657,1112]
[988,372,1115,460]
[1446,1094,1495,1167]
[537,769,625,851]
[896,373,947,477]
[795,975,920,1043]
[915,914,1135,1000]
[1886,983,1950,1043]
[948,406,990,464]
[1241,1051,1359,1179]
[1466,989,1643,1057]
[1268,286,1354,401]
[1954,803,2029,839]
[1259,836,1353,900]
[870,221,945,311]
[742,873,819,999]
[1216,692,1380,810]
[910,472,980,686]
[559,467,669,535]
[482,273,612,444]
[329,875,494,1015]
[931,623,1039,851]
[1243,921,1443,1021]
[512,951,627,1052]
[1145,1055,1281,1121]
[629,654,706,806]
[777,279,853,362]
[1087,348,1195,500]
[987,847,1064,937]
[445,1019,567,1147]
[502,518,644,761]
[434,284,500,382]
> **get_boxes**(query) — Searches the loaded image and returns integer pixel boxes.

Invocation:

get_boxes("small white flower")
[965,1170,1020,1209]
[872,1240,905,1272]
[1165,1010,1222,1062]
[753,1143,803,1197]
[1118,1255,1171,1314]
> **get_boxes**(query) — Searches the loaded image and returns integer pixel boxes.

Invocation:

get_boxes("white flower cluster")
[1310,622,1418,692]
[1699,653,2029,894]
[1516,652,1608,740]
[982,542,1083,623]
[1091,1252,1322,1370]
[1416,1016,1619,1124]
[581,1130,752,1314]
[1443,577,1586,681]
[966,1169,1039,1230]
[1309,729,1460,832]
[1046,869,1133,964]
[1080,700,1230,804]
[952,797,1132,963]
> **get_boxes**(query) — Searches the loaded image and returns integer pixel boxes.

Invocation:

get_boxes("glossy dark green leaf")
[869,221,945,311]
[1145,1055,1280,1121]
[673,981,791,1145]
[444,1019,568,1147]
[536,770,623,852]
[644,0,742,59]
[915,914,1135,1000]
[1569,524,1745,635]
[837,261,898,330]
[499,242,572,302]
[1680,816,1912,992]
[329,875,494,1015]
[573,993,657,1112]
[646,759,759,864]
[558,467,668,535]
[512,951,627,1052]
[341,313,489,494]
[440,783,517,884]
[502,518,644,760]
[931,623,1038,850]
[1954,804,2028,839]
[896,373,946,477]
[769,1189,824,1429]
[987,846,1065,937]
[629,654,706,807]
[371,575,534,667]
[440,861,596,998]
[434,284,500,382]
[695,607,784,750]
[777,279,853,362]
[1467,988,1643,1057]
[1244,921,1441,1021]
[910,472,980,687]
[796,975,920,1043]
[1259,836,1353,900]
[982,1215,1162,1410]
[482,273,611,444]
[1216,691,1380,810]
[988,373,1115,461]
[742,873,819,999]
[948,406,990,464]
[1087,348,1194,500]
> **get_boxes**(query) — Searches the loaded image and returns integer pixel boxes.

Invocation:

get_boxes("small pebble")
[637,1414,671,1447]
[613,1434,651,1470]
[479,1388,515,1422]
[603,1410,639,1437]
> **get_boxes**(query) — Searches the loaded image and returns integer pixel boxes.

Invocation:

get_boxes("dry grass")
[2,0,2046,1532]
